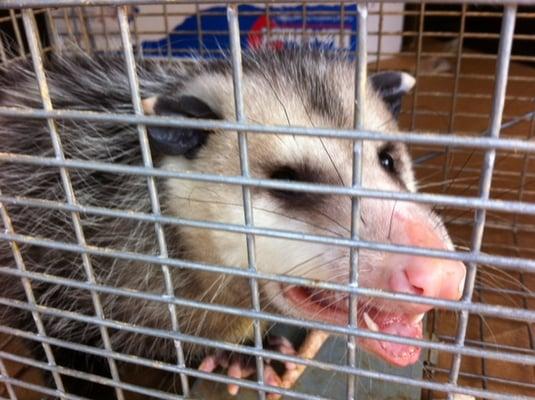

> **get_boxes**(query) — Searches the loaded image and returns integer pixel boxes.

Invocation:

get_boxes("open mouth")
[284,285,424,367]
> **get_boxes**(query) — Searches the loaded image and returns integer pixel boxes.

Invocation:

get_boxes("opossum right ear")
[142,95,220,158]
[369,71,416,119]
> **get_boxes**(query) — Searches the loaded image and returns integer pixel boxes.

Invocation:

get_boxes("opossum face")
[145,52,466,367]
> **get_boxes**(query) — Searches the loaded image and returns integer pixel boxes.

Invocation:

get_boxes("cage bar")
[21,8,127,400]
[0,356,17,400]
[0,1,534,399]
[0,193,66,397]
[446,5,518,397]
[1,0,534,9]
[0,350,184,400]
[22,10,133,400]
[4,147,535,219]
[1,243,534,326]
[346,3,367,399]
[116,6,191,395]
[3,105,535,153]
[0,376,86,400]
[227,4,267,399]
[0,308,532,400]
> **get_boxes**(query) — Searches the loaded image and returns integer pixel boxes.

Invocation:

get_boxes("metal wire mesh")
[0,1,533,400]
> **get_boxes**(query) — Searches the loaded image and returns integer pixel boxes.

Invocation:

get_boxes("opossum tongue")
[359,311,422,367]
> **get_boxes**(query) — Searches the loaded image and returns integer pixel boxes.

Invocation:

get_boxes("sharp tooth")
[363,312,379,332]
[410,313,425,325]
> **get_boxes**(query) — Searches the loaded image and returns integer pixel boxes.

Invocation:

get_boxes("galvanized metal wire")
[21,9,125,400]
[0,315,533,400]
[0,0,533,9]
[226,4,266,398]
[0,1,534,400]
[447,5,518,398]
[347,4,366,399]
[116,6,191,395]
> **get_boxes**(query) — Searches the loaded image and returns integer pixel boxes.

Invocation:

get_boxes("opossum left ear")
[142,95,220,158]
[369,71,415,119]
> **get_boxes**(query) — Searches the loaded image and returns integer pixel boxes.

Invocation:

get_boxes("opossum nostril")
[405,270,425,296]
[389,269,426,297]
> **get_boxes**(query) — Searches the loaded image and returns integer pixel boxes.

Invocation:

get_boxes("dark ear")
[143,95,220,158]
[369,71,415,119]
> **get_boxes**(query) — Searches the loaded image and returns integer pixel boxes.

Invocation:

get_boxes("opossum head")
[144,49,466,367]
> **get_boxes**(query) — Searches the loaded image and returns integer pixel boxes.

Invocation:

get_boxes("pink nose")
[387,212,466,310]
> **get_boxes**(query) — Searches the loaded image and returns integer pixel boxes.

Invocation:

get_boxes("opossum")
[0,47,466,397]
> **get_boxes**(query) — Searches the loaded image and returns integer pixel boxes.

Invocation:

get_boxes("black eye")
[379,150,396,174]
[270,166,299,181]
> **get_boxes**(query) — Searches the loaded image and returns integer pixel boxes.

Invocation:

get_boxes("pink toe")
[227,361,242,396]
[227,384,240,396]
[284,361,297,370]
[228,361,242,379]
[265,365,283,400]
[264,365,282,387]
[198,355,217,373]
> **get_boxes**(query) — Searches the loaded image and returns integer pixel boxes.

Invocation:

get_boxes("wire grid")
[0,1,533,400]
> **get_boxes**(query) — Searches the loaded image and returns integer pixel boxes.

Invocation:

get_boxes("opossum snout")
[385,211,466,312]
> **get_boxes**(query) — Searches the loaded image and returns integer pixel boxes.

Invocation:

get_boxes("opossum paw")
[197,335,297,397]
[198,352,254,395]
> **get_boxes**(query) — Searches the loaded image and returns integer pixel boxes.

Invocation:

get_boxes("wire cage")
[0,1,534,400]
